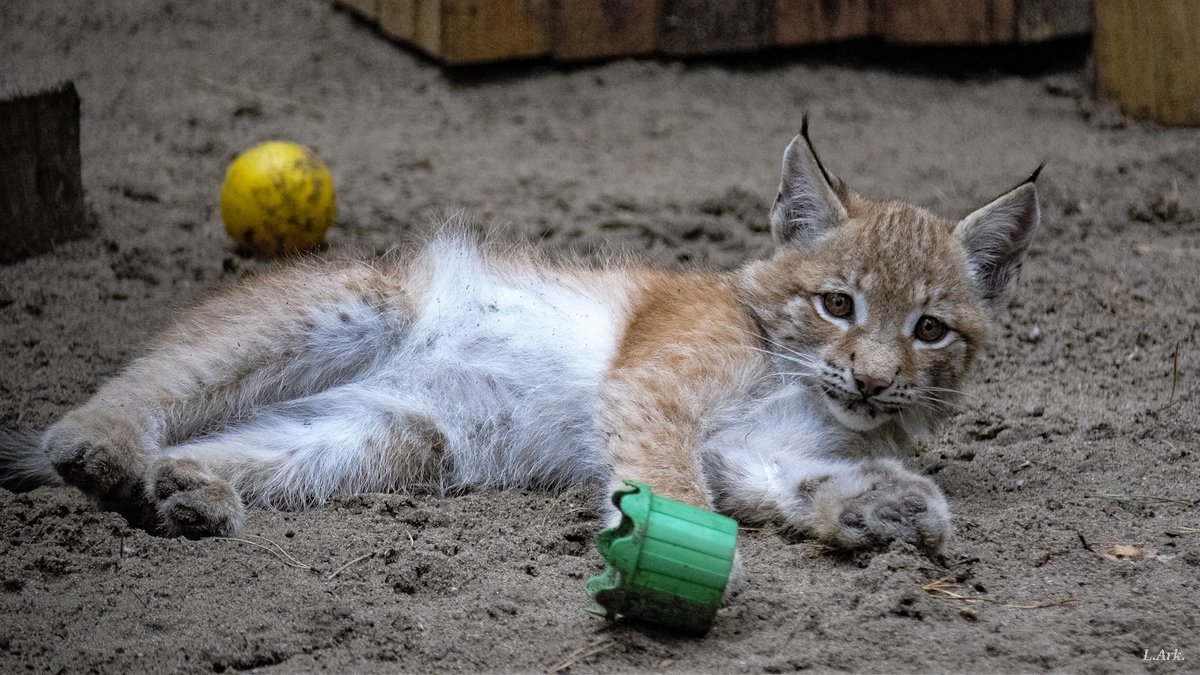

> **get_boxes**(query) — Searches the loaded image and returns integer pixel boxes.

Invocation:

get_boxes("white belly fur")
[389,238,622,489]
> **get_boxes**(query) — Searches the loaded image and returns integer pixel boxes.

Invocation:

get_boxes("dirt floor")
[2,1,1199,672]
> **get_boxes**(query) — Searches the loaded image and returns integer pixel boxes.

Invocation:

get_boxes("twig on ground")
[213,536,312,570]
[541,506,587,529]
[922,577,1075,610]
[1154,342,1181,414]
[922,577,982,603]
[1134,244,1200,258]
[129,589,150,610]
[1002,598,1077,610]
[1076,531,1096,553]
[1166,525,1199,536]
[327,550,377,580]
[1086,493,1197,507]
[188,72,325,119]
[249,534,312,568]
[545,638,618,674]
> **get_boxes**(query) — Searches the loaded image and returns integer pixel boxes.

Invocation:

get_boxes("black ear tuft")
[1024,163,1046,185]
[798,115,839,195]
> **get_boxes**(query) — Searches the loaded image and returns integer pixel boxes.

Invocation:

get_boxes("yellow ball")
[219,141,335,256]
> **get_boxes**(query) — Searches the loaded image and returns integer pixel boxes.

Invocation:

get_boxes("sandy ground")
[2,1,1199,672]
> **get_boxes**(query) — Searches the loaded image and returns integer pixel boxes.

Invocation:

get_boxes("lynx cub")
[3,122,1039,564]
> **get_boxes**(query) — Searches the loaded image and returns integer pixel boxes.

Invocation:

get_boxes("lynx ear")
[955,169,1042,303]
[770,118,849,246]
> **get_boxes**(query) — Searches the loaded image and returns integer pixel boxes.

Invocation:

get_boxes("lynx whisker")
[745,344,820,372]
[736,326,819,363]
[921,386,978,400]
[914,392,968,413]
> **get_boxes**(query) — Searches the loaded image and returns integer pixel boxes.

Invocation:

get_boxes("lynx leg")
[716,452,950,554]
[42,264,411,518]
[146,384,446,534]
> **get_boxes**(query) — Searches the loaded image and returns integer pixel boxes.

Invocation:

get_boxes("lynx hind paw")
[148,458,245,538]
[43,411,147,502]
[809,460,951,554]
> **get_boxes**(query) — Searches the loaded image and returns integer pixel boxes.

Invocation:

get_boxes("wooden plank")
[1094,0,1200,126]
[550,0,659,61]
[774,0,871,46]
[1015,0,1091,42]
[378,0,415,41]
[0,82,89,264]
[877,0,1016,45]
[338,0,380,21]
[437,0,550,65]
[659,0,769,55]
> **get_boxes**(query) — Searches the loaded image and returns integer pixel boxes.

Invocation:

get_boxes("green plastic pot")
[586,480,739,634]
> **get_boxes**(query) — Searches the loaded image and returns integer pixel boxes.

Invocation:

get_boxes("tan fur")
[602,271,763,509]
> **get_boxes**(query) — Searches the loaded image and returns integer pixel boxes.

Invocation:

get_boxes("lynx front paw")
[148,458,245,538]
[808,459,951,554]
[43,410,147,503]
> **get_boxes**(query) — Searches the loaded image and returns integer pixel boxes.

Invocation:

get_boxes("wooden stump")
[0,82,89,264]
[1094,0,1200,126]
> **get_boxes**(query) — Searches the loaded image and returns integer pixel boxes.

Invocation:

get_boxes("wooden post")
[0,82,89,264]
[1094,0,1200,126]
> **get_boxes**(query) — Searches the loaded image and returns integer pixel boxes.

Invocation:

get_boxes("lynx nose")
[854,375,890,398]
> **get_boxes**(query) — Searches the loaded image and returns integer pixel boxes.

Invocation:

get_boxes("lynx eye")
[821,292,854,319]
[914,315,948,343]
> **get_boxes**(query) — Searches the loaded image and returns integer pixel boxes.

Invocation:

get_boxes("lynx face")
[740,122,1040,433]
